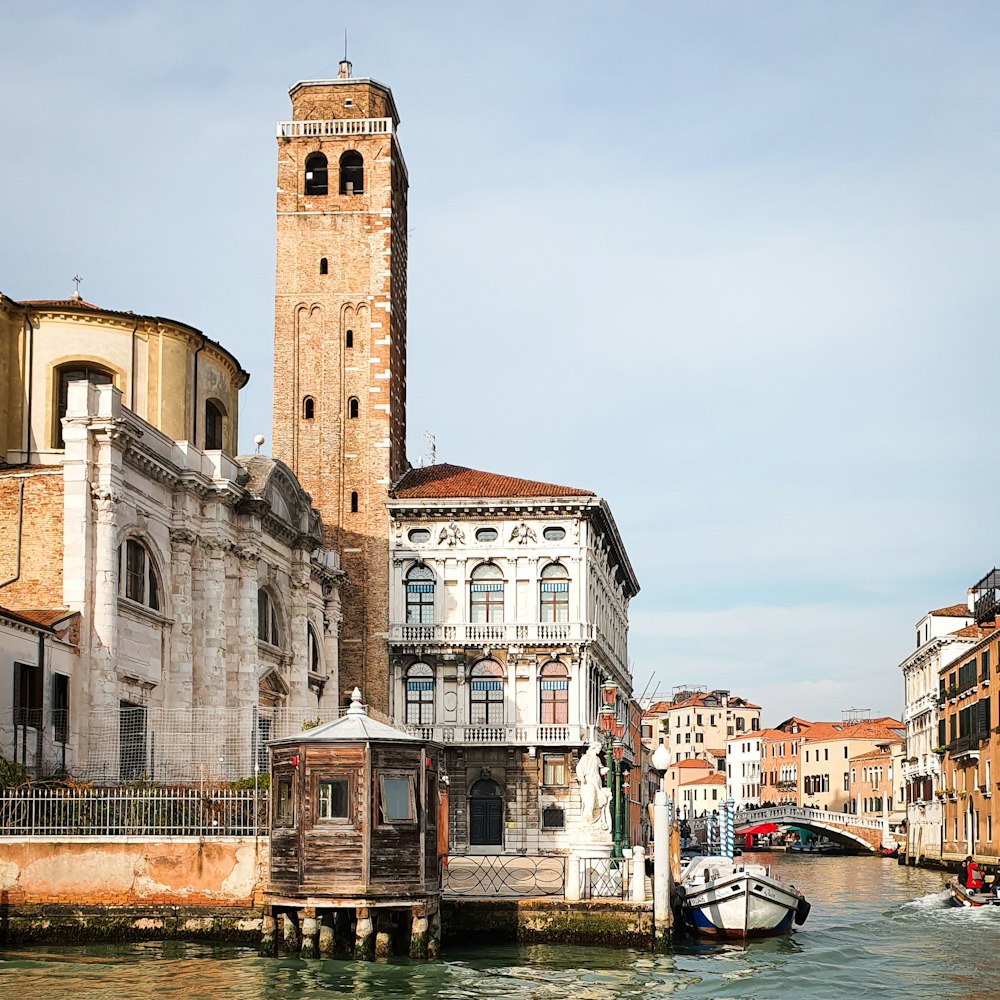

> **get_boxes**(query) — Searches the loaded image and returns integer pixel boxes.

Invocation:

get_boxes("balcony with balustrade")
[389,621,595,646]
[276,117,394,138]
[402,722,597,747]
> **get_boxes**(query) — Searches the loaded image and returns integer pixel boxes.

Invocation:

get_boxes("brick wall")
[271,76,408,714]
[0,470,65,609]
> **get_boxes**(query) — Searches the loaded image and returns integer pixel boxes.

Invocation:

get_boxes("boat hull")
[947,877,1000,908]
[677,859,807,939]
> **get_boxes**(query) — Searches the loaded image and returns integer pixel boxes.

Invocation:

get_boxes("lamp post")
[598,681,623,859]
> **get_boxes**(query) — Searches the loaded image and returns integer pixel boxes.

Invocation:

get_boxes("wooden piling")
[354,907,374,961]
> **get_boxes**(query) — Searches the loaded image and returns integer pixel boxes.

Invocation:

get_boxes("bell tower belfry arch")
[272,60,408,713]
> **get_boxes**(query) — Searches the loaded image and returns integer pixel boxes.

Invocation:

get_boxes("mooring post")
[653,791,672,947]
[409,904,429,959]
[259,908,277,957]
[354,906,374,961]
[630,844,646,902]
[300,907,318,959]
[565,852,581,901]
[318,911,335,957]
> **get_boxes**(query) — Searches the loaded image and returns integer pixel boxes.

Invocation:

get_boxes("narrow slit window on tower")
[348,397,359,419]
[339,151,364,195]
[304,152,328,196]
[303,396,315,420]
[350,491,359,513]
[345,329,353,348]
[319,257,328,275]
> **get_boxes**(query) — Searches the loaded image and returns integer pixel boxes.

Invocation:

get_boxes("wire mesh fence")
[0,786,268,837]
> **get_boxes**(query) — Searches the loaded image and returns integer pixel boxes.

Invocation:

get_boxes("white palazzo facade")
[386,463,639,855]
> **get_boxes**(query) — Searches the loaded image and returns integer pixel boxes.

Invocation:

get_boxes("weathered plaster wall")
[0,837,266,906]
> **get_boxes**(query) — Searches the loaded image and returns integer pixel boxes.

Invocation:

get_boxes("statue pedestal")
[565,837,614,901]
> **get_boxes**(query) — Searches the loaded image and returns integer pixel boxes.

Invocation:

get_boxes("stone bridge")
[733,805,888,853]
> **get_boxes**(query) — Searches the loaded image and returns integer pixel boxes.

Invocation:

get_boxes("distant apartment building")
[643,687,760,765]
[936,569,1000,860]
[900,600,980,862]
[850,740,906,829]
[726,733,762,809]
[759,717,811,805]
[799,718,905,813]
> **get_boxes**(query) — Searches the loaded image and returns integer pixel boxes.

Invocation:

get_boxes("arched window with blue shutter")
[405,564,435,624]
[539,660,569,725]
[470,563,504,623]
[539,562,569,623]
[469,658,505,726]
[405,662,435,725]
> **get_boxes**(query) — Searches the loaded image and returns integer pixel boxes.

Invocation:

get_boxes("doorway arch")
[469,778,504,847]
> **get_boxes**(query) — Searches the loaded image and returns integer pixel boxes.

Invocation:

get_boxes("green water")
[0,855,989,999]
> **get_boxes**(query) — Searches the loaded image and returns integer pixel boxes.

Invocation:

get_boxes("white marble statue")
[576,741,612,837]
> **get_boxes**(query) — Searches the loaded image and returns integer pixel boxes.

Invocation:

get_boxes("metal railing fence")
[442,854,566,898]
[0,786,268,837]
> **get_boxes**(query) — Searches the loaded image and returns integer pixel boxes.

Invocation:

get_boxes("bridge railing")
[736,805,883,831]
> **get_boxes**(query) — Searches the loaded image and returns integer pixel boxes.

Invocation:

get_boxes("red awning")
[736,822,779,836]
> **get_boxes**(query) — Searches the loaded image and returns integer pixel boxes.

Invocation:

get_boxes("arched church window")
[304,152,328,195]
[350,491,359,513]
[258,589,281,646]
[345,329,353,348]
[348,397,359,419]
[339,150,364,194]
[204,399,225,450]
[303,396,315,420]
[118,539,160,610]
[55,363,113,447]
[319,257,328,275]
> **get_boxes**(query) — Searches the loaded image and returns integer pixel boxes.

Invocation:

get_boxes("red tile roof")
[675,759,712,769]
[687,773,727,786]
[850,746,900,762]
[391,463,594,499]
[0,606,70,629]
[801,720,903,742]
[930,604,973,617]
[21,298,104,310]
[951,624,997,639]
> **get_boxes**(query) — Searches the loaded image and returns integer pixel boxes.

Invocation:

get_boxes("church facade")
[0,294,342,781]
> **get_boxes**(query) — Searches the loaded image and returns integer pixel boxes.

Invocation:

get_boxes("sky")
[3,1,999,725]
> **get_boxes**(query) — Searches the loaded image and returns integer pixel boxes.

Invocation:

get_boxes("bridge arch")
[735,805,884,853]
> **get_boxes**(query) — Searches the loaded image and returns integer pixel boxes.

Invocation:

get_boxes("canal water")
[1,854,994,999]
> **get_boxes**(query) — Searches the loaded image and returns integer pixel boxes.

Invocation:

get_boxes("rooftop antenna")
[338,30,352,79]
[71,274,82,301]
[423,432,436,466]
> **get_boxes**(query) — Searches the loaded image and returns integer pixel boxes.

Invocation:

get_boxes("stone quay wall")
[0,836,266,907]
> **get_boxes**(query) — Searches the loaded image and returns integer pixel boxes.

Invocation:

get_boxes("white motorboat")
[674,855,811,939]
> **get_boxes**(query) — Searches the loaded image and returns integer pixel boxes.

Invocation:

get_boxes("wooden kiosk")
[262,687,444,959]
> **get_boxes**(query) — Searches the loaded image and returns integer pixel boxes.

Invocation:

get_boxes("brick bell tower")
[272,59,408,714]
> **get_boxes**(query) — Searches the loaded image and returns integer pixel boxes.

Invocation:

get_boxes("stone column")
[653,791,672,948]
[91,488,122,719]
[198,537,229,711]
[288,553,311,710]
[259,909,277,956]
[235,543,260,771]
[282,910,300,952]
[167,529,196,711]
